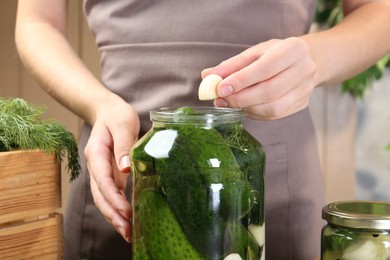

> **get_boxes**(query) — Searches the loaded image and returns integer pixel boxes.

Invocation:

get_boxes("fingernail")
[219,85,233,97]
[119,155,131,172]
[118,226,130,243]
[214,99,228,107]
[201,69,210,78]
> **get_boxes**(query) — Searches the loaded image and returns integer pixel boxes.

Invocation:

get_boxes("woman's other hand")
[84,97,140,243]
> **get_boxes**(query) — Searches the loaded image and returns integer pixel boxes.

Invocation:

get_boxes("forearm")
[302,0,390,87]
[15,3,118,125]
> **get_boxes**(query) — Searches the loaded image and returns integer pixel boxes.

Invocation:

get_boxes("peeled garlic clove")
[343,240,378,260]
[248,224,265,247]
[198,74,223,100]
[224,253,243,260]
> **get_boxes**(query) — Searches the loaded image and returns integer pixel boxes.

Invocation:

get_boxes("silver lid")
[322,201,390,230]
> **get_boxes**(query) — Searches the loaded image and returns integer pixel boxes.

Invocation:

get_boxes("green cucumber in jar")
[177,125,241,169]
[228,221,260,259]
[156,151,231,259]
[131,129,158,176]
[133,236,152,260]
[138,189,205,260]
[175,125,255,220]
[217,124,266,225]
[200,168,255,221]
[232,145,265,225]
[154,125,247,258]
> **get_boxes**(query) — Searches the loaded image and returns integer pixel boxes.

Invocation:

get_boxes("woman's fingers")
[243,82,313,120]
[201,39,280,79]
[217,52,315,106]
[84,99,140,243]
[84,120,133,242]
[86,122,131,215]
[90,170,132,242]
[209,37,317,120]
[221,38,312,95]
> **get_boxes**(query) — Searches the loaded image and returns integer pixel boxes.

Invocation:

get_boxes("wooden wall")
[0,0,356,213]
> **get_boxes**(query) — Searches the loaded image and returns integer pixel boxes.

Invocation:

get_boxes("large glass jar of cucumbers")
[131,107,266,260]
[321,200,390,260]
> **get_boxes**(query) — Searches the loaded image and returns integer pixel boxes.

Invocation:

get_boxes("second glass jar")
[321,200,390,260]
[131,107,266,260]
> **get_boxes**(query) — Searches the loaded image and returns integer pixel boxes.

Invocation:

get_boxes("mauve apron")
[64,1,325,259]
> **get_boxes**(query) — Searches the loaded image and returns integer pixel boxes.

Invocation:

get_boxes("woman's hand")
[16,0,142,243]
[84,97,140,243]
[202,37,318,120]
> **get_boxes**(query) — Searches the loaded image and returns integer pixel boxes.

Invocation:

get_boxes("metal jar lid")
[322,200,390,230]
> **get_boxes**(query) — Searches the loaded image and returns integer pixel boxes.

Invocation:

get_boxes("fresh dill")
[223,124,248,151]
[0,98,80,181]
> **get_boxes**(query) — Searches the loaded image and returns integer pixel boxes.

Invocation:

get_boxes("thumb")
[107,102,140,173]
[114,129,137,173]
[118,154,131,173]
[112,125,139,173]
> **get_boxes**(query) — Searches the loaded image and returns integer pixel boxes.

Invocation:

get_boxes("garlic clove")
[224,253,243,260]
[198,74,223,100]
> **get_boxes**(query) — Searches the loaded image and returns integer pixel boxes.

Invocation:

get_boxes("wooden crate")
[0,150,63,259]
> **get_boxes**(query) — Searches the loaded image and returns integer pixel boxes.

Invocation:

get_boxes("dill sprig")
[0,98,80,181]
[223,124,249,151]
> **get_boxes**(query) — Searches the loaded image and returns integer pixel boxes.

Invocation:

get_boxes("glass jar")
[321,200,390,260]
[131,107,266,260]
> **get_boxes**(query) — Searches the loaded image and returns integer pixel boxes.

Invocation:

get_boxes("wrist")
[299,34,326,88]
[86,90,125,126]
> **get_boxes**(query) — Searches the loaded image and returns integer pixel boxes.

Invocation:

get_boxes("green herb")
[0,98,80,181]
[173,106,196,115]
[342,55,390,98]
[322,226,357,252]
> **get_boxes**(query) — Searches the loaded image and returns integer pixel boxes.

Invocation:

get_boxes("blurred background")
[1,0,389,215]
[355,71,390,201]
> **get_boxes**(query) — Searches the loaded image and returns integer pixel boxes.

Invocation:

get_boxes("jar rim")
[150,107,244,124]
[322,200,390,230]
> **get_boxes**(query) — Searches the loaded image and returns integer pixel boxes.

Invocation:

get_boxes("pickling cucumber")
[131,129,158,177]
[200,168,255,221]
[138,189,205,260]
[156,150,231,259]
[133,236,152,260]
[228,221,260,259]
[176,125,240,169]
[217,124,266,225]
[172,125,254,219]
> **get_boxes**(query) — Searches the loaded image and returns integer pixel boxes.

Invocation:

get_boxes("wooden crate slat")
[0,150,59,176]
[0,214,63,260]
[0,182,60,220]
[0,167,59,190]
[0,150,61,224]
